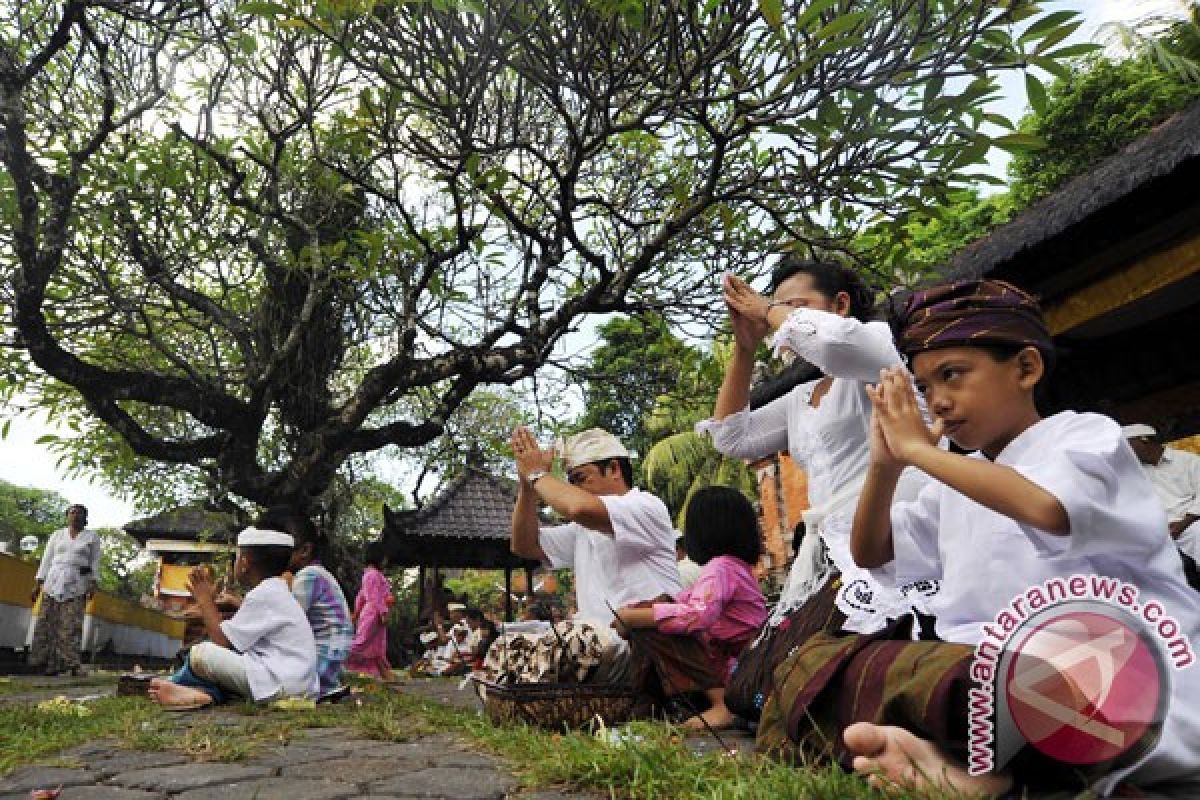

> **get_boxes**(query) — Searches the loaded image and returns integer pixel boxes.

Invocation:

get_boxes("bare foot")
[682,703,737,732]
[147,679,213,710]
[843,722,1013,797]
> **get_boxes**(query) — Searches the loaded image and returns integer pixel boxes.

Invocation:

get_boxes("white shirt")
[697,308,933,630]
[876,411,1200,790]
[539,488,681,623]
[1138,448,1200,525]
[221,577,319,701]
[35,528,102,601]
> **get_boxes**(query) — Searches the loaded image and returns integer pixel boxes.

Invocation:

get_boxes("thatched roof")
[123,507,239,547]
[376,467,540,570]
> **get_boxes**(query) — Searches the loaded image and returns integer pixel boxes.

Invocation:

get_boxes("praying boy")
[148,527,319,710]
[845,280,1200,796]
[756,280,1200,798]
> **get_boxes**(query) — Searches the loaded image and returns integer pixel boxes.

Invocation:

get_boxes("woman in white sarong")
[698,258,937,635]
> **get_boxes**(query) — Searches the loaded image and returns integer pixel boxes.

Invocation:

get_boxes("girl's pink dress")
[345,566,393,677]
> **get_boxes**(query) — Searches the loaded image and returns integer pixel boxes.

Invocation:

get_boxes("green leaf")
[814,11,866,43]
[1031,55,1072,82]
[1043,42,1102,60]
[758,0,783,28]
[993,132,1048,153]
[1025,72,1048,115]
[794,0,840,33]
[237,1,290,16]
[1018,10,1077,44]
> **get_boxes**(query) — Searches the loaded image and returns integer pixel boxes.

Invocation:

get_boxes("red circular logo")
[1004,610,1162,765]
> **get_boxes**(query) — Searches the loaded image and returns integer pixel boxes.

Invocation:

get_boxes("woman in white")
[30,503,102,676]
[699,258,935,635]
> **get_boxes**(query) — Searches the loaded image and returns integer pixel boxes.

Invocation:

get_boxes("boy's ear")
[1015,346,1044,389]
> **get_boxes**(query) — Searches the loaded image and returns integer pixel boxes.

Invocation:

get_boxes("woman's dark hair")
[242,545,294,577]
[256,506,325,560]
[597,457,635,489]
[683,486,763,567]
[768,256,876,322]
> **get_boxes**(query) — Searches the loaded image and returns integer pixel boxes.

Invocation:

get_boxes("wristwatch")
[526,469,549,485]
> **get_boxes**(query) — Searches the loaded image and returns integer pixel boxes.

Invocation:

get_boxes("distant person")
[29,504,101,676]
[257,506,354,701]
[1124,424,1200,569]
[345,553,395,681]
[148,527,318,709]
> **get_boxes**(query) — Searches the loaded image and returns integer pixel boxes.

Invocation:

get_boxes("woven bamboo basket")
[476,679,639,730]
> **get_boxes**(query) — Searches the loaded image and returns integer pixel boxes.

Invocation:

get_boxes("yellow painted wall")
[3,551,185,638]
[0,552,37,608]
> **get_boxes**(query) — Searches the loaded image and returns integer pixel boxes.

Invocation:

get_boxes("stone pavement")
[0,676,753,800]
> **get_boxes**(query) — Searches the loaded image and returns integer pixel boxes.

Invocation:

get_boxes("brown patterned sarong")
[756,623,973,767]
[726,572,846,720]
[30,594,88,674]
[628,628,724,698]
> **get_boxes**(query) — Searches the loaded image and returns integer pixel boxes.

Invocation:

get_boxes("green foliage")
[577,315,709,460]
[857,48,1200,280]
[95,528,157,601]
[1008,55,1200,206]
[0,480,66,553]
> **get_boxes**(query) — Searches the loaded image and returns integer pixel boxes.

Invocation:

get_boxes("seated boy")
[149,527,319,709]
[257,507,354,701]
[759,280,1200,797]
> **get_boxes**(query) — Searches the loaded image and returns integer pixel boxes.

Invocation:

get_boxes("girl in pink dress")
[345,556,395,680]
[614,486,767,730]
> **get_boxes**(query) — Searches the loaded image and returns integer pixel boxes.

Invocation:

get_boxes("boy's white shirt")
[221,576,319,700]
[874,411,1200,789]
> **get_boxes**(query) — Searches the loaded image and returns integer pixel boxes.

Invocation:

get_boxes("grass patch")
[0,696,161,773]
[0,679,1010,799]
[378,691,995,800]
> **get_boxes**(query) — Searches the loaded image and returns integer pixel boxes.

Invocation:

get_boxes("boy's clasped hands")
[866,366,943,470]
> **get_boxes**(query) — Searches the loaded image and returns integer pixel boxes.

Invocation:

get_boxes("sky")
[0,0,1185,531]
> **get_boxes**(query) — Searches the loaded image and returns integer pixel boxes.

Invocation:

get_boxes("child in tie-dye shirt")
[259,507,354,700]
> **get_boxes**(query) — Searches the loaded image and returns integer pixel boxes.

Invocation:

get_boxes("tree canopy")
[1,0,1089,516]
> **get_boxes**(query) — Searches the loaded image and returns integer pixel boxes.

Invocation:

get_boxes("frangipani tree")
[1,0,1088,515]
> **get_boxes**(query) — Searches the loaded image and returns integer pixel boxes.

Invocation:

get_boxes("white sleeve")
[35,531,58,582]
[771,311,902,383]
[222,586,283,653]
[89,533,102,582]
[600,491,675,554]
[537,523,578,570]
[694,390,793,461]
[872,481,944,587]
[1009,414,1165,558]
[1183,452,1200,517]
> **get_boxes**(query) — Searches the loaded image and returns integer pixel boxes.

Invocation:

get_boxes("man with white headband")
[510,426,681,626]
[1123,424,1200,575]
[148,526,318,710]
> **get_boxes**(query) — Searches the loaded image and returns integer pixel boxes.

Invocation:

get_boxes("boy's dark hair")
[768,256,876,322]
[242,544,294,577]
[256,506,325,560]
[975,341,1056,382]
[597,457,635,488]
[465,608,485,623]
[683,486,763,567]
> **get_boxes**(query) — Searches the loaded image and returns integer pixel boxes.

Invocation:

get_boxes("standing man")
[1124,424,1200,583]
[510,427,681,624]
[29,504,101,676]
